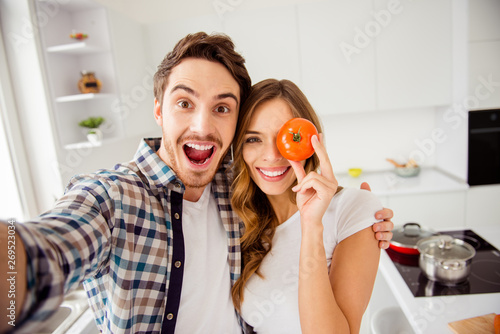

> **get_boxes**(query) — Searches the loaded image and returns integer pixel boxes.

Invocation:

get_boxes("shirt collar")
[133,138,182,193]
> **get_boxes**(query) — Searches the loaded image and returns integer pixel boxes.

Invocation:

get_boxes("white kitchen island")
[379,225,500,333]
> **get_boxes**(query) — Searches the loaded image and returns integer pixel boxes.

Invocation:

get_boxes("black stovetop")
[387,229,500,297]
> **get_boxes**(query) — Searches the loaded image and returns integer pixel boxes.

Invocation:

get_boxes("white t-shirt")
[239,188,382,334]
[175,186,241,333]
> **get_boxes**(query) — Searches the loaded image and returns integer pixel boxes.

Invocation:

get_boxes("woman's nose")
[263,141,283,162]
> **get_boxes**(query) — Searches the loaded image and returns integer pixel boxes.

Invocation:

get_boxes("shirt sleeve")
[14,174,115,330]
[335,188,383,243]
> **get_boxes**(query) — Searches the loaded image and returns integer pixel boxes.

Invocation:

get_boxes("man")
[0,32,393,333]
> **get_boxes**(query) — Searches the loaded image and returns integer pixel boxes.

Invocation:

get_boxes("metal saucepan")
[389,222,440,255]
[417,235,476,285]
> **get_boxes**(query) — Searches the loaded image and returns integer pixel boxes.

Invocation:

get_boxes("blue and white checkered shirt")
[15,138,250,333]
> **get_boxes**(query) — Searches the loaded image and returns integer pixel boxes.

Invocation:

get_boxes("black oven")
[468,109,500,186]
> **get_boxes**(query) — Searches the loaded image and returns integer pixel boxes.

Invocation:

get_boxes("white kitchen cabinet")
[468,41,500,109]
[35,0,124,149]
[374,0,452,111]
[298,0,453,115]
[469,0,500,42]
[297,0,377,115]
[223,5,301,86]
[468,0,500,109]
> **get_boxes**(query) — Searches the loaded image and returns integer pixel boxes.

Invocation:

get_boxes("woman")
[231,79,381,333]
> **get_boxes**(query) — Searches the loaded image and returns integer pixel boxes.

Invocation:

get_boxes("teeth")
[259,168,287,177]
[186,143,214,151]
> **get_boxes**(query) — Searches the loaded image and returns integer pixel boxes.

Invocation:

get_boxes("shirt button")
[173,182,181,188]
[174,213,180,220]
[166,313,174,320]
[174,261,182,268]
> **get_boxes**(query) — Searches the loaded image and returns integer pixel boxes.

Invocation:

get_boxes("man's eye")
[178,101,191,108]
[215,106,230,113]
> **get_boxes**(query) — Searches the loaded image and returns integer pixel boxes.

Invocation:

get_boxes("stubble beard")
[162,133,226,189]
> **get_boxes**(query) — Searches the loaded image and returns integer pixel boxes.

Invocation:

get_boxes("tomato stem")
[290,127,302,142]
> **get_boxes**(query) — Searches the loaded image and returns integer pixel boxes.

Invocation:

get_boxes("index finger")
[311,134,335,181]
[289,160,306,184]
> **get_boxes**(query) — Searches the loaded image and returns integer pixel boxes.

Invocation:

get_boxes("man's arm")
[0,176,115,332]
[0,221,27,333]
[360,182,394,249]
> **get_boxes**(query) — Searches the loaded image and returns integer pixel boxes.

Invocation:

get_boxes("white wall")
[323,107,437,173]
[0,0,65,214]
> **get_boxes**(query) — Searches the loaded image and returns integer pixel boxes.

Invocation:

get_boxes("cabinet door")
[388,191,466,229]
[374,0,452,110]
[468,1,500,120]
[468,41,500,109]
[469,0,500,42]
[298,0,376,115]
[223,5,301,86]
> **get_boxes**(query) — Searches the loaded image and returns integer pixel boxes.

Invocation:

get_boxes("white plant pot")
[87,128,103,145]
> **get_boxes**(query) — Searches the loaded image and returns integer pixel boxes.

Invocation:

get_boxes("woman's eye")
[177,100,192,108]
[245,137,260,144]
[215,106,230,114]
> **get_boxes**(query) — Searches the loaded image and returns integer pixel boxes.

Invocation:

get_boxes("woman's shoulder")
[332,187,382,208]
[325,187,383,242]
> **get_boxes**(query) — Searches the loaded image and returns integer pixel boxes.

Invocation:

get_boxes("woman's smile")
[256,166,292,181]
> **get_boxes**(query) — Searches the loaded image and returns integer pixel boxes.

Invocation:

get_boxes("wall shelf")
[63,137,121,150]
[46,42,106,54]
[35,0,124,150]
[64,141,102,150]
[56,93,114,103]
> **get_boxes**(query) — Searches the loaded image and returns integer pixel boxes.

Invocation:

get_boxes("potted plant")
[79,116,105,145]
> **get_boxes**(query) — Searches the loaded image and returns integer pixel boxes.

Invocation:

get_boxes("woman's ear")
[154,98,162,126]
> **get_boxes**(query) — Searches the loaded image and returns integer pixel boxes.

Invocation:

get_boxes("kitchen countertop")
[336,167,468,196]
[379,225,500,333]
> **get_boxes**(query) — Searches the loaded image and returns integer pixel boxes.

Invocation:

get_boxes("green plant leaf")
[78,116,105,129]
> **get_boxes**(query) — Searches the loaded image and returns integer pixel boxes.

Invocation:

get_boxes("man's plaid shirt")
[14,138,249,333]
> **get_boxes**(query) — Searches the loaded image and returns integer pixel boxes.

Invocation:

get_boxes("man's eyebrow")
[170,84,198,97]
[170,84,239,107]
[217,92,239,107]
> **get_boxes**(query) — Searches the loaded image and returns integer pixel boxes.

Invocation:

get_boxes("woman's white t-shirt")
[239,188,383,333]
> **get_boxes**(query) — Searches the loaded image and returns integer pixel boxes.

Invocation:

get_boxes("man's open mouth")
[183,143,215,165]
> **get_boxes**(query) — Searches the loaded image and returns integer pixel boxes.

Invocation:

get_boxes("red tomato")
[276,117,318,161]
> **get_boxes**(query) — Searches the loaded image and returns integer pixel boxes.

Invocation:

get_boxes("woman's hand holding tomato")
[288,134,338,226]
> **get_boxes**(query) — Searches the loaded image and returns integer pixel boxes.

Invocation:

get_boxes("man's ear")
[154,98,162,126]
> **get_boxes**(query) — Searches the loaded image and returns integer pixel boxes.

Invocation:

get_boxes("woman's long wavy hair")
[230,79,323,311]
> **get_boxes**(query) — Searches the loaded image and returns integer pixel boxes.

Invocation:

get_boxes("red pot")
[389,222,439,255]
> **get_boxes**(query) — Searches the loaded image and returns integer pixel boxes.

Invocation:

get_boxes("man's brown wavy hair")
[153,32,251,109]
[230,79,323,311]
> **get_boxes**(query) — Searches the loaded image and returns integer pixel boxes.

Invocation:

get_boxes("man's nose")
[190,108,214,135]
